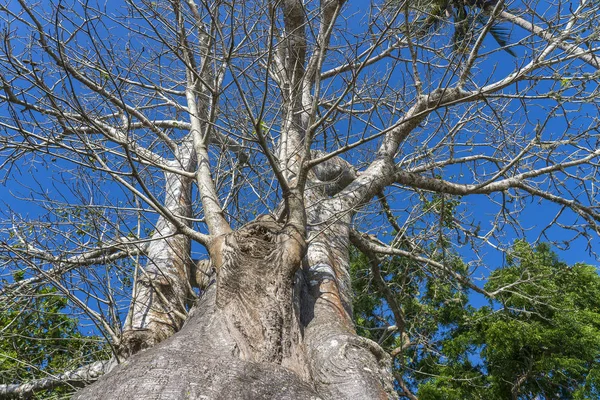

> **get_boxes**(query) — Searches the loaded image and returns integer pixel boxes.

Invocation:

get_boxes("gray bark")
[120,144,196,356]
[75,215,397,400]
[300,177,396,400]
[75,284,321,400]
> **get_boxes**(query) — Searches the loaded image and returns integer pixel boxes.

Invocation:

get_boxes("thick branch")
[179,3,231,236]
[0,360,115,399]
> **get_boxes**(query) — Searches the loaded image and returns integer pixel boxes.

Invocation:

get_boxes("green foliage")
[473,241,600,399]
[351,241,600,399]
[401,0,516,56]
[0,273,107,399]
[251,120,270,137]
[420,192,461,229]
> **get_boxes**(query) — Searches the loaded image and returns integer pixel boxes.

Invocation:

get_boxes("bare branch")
[0,359,115,399]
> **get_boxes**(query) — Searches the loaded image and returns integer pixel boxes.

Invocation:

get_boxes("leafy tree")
[0,273,107,399]
[405,0,516,55]
[352,241,600,399]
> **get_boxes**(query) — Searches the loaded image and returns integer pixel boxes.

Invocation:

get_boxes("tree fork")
[209,215,309,371]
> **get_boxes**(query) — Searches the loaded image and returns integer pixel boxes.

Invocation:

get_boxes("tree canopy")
[352,241,600,399]
[0,0,599,398]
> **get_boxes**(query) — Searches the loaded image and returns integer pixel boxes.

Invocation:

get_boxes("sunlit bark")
[1,0,600,399]
[120,143,196,356]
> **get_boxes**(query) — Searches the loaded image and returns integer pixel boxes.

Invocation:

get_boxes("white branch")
[0,360,115,399]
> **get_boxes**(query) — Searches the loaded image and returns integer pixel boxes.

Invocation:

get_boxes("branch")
[499,10,600,70]
[282,0,307,96]
[301,0,345,133]
[0,238,149,296]
[89,150,211,246]
[350,230,408,344]
[349,229,492,297]
[0,359,115,399]
[16,0,179,152]
[393,372,419,400]
[394,160,600,224]
[331,88,469,212]
[320,39,406,80]
[394,169,520,195]
[175,2,231,237]
[0,85,172,172]
[517,182,600,224]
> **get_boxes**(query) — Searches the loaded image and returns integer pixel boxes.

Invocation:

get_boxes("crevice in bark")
[209,215,309,375]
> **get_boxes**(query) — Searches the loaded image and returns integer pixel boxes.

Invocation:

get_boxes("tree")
[0,272,107,399]
[0,0,599,398]
[409,0,516,55]
[351,241,600,399]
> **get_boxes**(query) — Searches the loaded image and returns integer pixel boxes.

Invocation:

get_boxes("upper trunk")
[120,150,196,357]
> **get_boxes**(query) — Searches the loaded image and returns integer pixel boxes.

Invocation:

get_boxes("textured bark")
[209,216,308,374]
[75,214,396,399]
[120,147,196,357]
[302,185,397,400]
[74,283,320,400]
[76,218,317,399]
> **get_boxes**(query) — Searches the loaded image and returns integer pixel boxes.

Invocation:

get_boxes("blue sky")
[1,0,599,337]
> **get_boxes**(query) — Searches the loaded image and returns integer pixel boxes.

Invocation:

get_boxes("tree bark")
[75,213,396,399]
[120,145,196,357]
[74,282,320,400]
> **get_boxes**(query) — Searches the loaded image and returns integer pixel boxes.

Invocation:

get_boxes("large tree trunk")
[119,144,196,357]
[52,0,397,395]
[75,214,396,399]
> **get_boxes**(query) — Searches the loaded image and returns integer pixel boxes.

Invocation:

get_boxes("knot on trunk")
[191,259,214,290]
[118,328,168,358]
[308,332,397,400]
[209,215,306,364]
[311,151,357,195]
